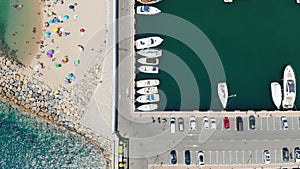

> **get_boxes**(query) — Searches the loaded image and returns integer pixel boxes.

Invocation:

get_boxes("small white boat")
[137,104,158,111]
[136,79,160,88]
[137,0,162,5]
[282,65,296,109]
[135,37,163,50]
[137,58,159,65]
[270,82,282,109]
[218,82,228,109]
[137,86,158,94]
[138,65,159,74]
[136,6,161,15]
[136,94,160,103]
[137,49,162,58]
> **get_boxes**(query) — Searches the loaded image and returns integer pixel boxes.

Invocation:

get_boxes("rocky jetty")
[0,50,111,168]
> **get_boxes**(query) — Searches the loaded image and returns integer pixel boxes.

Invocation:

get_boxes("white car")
[197,151,204,165]
[281,116,288,130]
[264,150,271,164]
[295,147,300,163]
[190,116,196,130]
[203,116,209,129]
[210,117,216,129]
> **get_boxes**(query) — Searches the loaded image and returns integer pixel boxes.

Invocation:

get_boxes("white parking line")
[209,151,212,164]
[266,117,269,130]
[274,150,277,163]
[298,116,300,129]
[222,151,225,164]
[261,150,264,164]
[260,117,263,130]
[292,116,294,130]
[273,116,276,130]
[216,151,218,164]
[249,150,252,164]
[235,150,238,164]
[229,151,232,164]
[255,150,258,163]
[242,150,245,164]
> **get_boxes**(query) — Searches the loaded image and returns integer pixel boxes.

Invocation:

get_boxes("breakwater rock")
[0,51,111,168]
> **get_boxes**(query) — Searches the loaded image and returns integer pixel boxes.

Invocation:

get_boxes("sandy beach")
[30,0,108,88]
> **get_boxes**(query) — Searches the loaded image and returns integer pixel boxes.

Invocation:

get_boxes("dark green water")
[135,0,300,111]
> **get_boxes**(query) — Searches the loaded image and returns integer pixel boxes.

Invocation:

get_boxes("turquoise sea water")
[0,100,104,168]
[136,0,300,111]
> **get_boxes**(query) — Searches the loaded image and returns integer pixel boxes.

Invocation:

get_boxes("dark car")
[170,150,177,164]
[282,147,289,162]
[236,116,243,131]
[185,150,191,165]
[249,115,255,130]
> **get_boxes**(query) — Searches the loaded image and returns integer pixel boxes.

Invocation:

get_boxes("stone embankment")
[0,50,111,169]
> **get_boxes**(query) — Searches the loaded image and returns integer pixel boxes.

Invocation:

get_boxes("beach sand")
[30,0,108,88]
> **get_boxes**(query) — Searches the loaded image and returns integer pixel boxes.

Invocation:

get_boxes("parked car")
[236,116,243,131]
[264,150,271,164]
[281,116,288,130]
[197,151,204,165]
[223,117,230,129]
[185,150,191,165]
[295,147,300,162]
[190,116,196,130]
[210,117,216,129]
[178,117,184,132]
[170,118,176,134]
[203,116,209,129]
[282,147,289,162]
[249,115,255,130]
[170,150,177,164]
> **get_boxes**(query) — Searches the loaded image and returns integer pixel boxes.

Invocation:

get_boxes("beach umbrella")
[55,63,61,68]
[78,45,84,51]
[73,15,78,20]
[80,28,85,33]
[47,49,54,55]
[64,78,71,84]
[73,60,80,65]
[45,32,51,37]
[69,5,75,11]
[63,15,69,20]
[49,18,54,23]
[62,57,69,63]
[47,54,53,58]
[44,22,49,27]
[54,19,60,23]
[54,27,59,33]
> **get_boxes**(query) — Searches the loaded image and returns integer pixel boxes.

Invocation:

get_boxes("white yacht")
[137,104,158,111]
[136,94,160,103]
[270,82,282,109]
[135,37,163,50]
[136,6,161,15]
[137,58,159,65]
[138,65,159,74]
[136,79,160,88]
[137,49,162,58]
[218,82,228,109]
[282,65,296,109]
[137,86,158,94]
[137,0,162,4]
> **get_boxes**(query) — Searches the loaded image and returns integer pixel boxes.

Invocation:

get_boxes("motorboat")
[136,6,161,15]
[137,49,162,58]
[137,58,159,65]
[136,104,158,111]
[136,94,160,103]
[270,82,282,109]
[136,79,160,88]
[282,65,296,109]
[135,36,163,50]
[218,82,228,109]
[138,65,159,74]
[137,0,162,5]
[136,86,158,94]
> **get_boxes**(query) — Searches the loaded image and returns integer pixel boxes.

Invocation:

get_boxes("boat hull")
[136,6,161,15]
[137,58,159,65]
[282,65,296,109]
[137,104,158,111]
[137,0,162,5]
[270,82,282,109]
[137,87,158,94]
[136,79,160,88]
[138,65,159,74]
[137,49,162,58]
[218,82,228,109]
[135,37,163,50]
[136,94,160,103]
